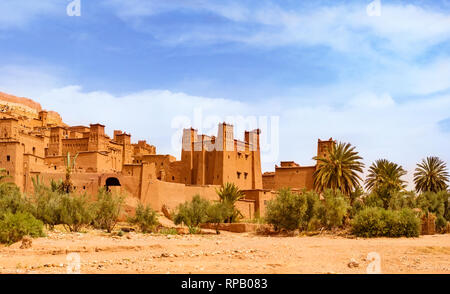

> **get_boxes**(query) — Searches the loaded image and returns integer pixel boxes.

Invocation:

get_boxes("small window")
[6,155,10,162]
[244,172,248,179]
[237,172,241,179]
[172,176,175,181]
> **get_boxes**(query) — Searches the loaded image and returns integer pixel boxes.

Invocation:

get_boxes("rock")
[20,236,32,249]
[348,258,359,268]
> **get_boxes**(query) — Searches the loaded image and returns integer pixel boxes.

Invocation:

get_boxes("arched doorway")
[105,177,121,192]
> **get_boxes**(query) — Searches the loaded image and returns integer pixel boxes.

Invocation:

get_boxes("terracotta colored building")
[0,92,333,219]
[262,139,335,191]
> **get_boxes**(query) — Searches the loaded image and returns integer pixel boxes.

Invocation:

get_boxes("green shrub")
[31,189,62,230]
[316,190,349,229]
[349,199,365,219]
[0,212,44,245]
[60,194,92,232]
[352,207,420,238]
[388,191,417,210]
[0,184,30,216]
[363,192,384,208]
[417,191,447,221]
[206,202,233,234]
[265,189,307,232]
[300,191,320,230]
[174,195,210,234]
[92,189,124,233]
[128,203,159,233]
[435,215,448,233]
[159,228,178,235]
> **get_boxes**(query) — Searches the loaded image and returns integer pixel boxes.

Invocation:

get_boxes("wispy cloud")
[104,1,450,58]
[0,0,61,30]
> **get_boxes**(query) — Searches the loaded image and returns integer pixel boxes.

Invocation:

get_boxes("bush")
[159,228,178,235]
[128,203,159,233]
[388,191,417,210]
[349,199,365,219]
[300,191,320,230]
[206,202,233,234]
[92,189,124,233]
[316,190,349,229]
[417,191,446,219]
[435,215,448,233]
[0,212,44,245]
[60,194,93,232]
[351,207,420,238]
[31,189,62,230]
[174,195,210,234]
[0,184,30,216]
[265,189,307,232]
[363,192,384,208]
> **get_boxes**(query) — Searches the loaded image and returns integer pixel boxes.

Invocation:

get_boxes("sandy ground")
[0,227,449,274]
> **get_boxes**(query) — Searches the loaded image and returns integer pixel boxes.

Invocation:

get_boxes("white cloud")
[104,1,450,58]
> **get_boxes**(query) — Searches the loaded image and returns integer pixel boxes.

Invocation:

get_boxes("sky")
[0,0,449,189]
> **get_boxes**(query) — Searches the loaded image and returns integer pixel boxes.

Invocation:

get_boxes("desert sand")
[1,226,449,274]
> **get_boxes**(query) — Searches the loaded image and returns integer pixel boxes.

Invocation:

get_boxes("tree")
[414,156,449,193]
[365,159,407,209]
[313,142,364,196]
[174,195,210,234]
[216,183,244,223]
[128,203,159,233]
[92,189,124,233]
[61,152,78,194]
[206,202,233,234]
[265,189,308,232]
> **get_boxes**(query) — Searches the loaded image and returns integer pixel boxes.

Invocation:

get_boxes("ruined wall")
[243,189,276,217]
[273,166,316,191]
[139,180,220,212]
[262,173,275,190]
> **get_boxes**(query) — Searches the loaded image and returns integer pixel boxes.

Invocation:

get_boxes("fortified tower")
[180,123,262,190]
[317,138,336,162]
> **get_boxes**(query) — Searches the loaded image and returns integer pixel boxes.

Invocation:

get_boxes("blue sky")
[0,0,450,188]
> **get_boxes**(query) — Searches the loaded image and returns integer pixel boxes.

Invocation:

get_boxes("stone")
[347,258,359,268]
[20,236,32,249]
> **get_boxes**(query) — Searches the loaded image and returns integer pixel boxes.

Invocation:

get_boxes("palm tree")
[365,159,407,192]
[414,156,449,193]
[216,183,244,223]
[365,159,407,208]
[61,152,78,194]
[216,182,244,204]
[313,142,364,196]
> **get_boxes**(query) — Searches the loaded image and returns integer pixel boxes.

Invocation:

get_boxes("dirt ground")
[1,226,449,274]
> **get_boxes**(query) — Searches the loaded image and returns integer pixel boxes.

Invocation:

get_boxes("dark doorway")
[105,177,121,192]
